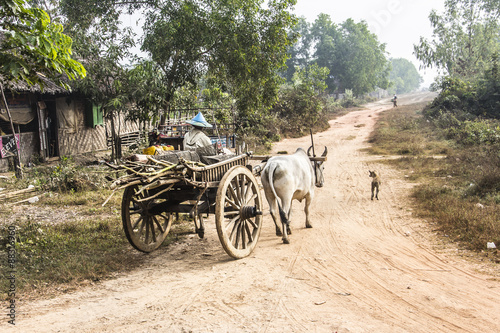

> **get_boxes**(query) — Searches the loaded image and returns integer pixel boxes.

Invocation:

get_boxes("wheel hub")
[240,206,262,220]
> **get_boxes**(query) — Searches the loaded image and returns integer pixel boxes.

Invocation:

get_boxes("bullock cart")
[109,151,264,259]
[109,146,327,259]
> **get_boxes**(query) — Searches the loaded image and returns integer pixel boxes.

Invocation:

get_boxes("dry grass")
[367,102,500,259]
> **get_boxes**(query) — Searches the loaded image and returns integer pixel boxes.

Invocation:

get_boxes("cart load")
[106,150,263,259]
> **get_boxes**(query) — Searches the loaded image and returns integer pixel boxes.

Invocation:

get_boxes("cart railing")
[180,153,249,185]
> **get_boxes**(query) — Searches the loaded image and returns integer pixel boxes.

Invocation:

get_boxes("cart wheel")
[122,185,173,253]
[216,165,263,259]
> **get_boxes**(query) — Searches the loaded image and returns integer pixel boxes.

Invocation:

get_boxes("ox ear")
[321,146,328,157]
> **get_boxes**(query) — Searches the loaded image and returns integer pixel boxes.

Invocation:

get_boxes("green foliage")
[332,19,390,96]
[414,0,500,79]
[0,0,86,89]
[341,89,355,108]
[141,0,297,121]
[389,58,423,93]
[425,54,500,131]
[126,60,168,124]
[284,16,313,82]
[309,16,390,95]
[269,64,329,137]
[427,77,478,116]
[445,120,500,145]
[24,157,109,192]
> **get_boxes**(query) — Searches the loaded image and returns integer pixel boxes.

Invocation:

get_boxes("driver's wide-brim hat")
[186,112,212,128]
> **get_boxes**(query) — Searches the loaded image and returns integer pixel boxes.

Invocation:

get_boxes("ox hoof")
[306,224,313,228]
[282,238,290,244]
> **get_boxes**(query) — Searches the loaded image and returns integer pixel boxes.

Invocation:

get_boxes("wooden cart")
[115,152,263,259]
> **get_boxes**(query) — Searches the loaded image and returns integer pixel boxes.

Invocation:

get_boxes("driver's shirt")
[183,128,212,150]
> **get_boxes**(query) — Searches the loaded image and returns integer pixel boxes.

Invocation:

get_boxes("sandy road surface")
[3,92,500,332]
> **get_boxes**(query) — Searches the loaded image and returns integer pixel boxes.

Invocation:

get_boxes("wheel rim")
[122,185,173,253]
[216,166,263,259]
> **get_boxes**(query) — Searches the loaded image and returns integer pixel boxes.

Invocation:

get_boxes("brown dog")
[369,170,381,200]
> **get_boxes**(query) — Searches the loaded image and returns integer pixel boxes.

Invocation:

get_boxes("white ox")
[261,147,327,244]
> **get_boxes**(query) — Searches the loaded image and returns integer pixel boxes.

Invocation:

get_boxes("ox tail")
[268,163,289,227]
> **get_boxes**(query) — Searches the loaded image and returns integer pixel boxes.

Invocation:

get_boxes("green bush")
[445,120,500,145]
[23,157,109,192]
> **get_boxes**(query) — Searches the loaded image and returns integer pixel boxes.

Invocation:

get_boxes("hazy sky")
[292,0,446,87]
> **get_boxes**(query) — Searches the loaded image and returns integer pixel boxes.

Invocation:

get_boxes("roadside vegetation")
[367,0,498,261]
[368,101,500,259]
[0,157,192,300]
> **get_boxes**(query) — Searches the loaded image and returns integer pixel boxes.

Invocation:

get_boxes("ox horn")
[321,146,328,157]
[307,145,314,157]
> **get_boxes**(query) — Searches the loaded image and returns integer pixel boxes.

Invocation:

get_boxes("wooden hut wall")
[57,98,107,156]
[57,98,140,156]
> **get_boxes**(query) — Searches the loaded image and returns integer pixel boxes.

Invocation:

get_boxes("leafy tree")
[126,60,169,125]
[309,15,390,96]
[0,0,86,177]
[64,7,136,160]
[270,63,329,137]
[389,58,423,94]
[310,13,338,92]
[0,0,86,89]
[414,0,500,79]
[141,0,297,125]
[284,16,313,82]
[331,19,390,96]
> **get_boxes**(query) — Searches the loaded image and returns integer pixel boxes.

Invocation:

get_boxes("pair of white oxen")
[260,147,328,244]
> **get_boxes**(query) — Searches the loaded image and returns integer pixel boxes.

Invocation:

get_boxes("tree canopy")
[414,0,500,79]
[141,0,297,119]
[287,14,391,96]
[389,58,423,94]
[0,0,86,89]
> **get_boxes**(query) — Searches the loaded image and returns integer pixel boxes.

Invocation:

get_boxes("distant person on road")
[183,112,213,151]
[392,94,398,107]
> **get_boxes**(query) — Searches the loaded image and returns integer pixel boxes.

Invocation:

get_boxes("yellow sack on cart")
[142,146,158,155]
[142,145,175,155]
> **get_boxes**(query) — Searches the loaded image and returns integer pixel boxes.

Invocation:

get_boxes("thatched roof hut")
[0,74,69,95]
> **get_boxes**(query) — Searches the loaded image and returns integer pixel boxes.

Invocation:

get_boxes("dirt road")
[4,92,500,332]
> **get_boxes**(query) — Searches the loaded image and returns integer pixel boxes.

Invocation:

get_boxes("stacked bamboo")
[103,155,205,206]
[0,185,38,205]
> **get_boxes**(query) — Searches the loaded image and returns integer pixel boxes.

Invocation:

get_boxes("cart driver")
[183,112,213,150]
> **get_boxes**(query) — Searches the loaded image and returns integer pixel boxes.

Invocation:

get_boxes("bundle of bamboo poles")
[0,185,37,205]
[102,155,205,206]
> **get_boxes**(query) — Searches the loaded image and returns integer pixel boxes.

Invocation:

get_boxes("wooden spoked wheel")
[122,185,173,253]
[215,165,263,259]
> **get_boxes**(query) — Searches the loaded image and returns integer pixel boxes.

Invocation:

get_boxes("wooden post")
[0,83,22,179]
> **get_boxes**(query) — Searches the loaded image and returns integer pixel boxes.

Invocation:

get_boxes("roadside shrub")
[341,89,356,108]
[445,120,500,145]
[23,157,109,192]
[428,77,478,115]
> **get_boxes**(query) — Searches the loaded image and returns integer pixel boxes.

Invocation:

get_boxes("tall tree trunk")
[0,84,22,179]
